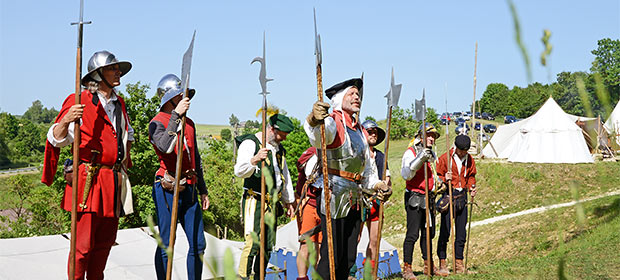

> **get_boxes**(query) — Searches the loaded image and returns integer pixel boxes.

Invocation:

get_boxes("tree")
[0,112,19,140]
[479,83,510,116]
[11,119,45,163]
[119,82,160,187]
[364,115,376,123]
[591,38,620,103]
[220,128,232,141]
[555,71,601,117]
[22,100,44,123]
[200,139,243,238]
[280,117,310,187]
[7,175,32,219]
[229,114,239,127]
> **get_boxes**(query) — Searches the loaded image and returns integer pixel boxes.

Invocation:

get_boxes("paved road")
[0,167,38,176]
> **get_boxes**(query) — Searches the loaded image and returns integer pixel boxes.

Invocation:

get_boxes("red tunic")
[405,146,435,194]
[436,148,477,190]
[42,90,132,218]
[149,112,197,184]
[326,110,369,149]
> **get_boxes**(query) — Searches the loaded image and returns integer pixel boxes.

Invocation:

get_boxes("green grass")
[449,195,620,280]
[194,123,231,138]
[383,194,620,279]
[0,173,41,210]
[378,127,619,278]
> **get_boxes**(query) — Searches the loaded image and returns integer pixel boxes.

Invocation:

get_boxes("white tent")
[482,97,593,163]
[604,100,620,147]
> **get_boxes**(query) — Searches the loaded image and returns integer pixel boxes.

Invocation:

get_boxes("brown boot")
[401,262,417,280]
[455,259,465,274]
[435,259,450,276]
[423,259,440,275]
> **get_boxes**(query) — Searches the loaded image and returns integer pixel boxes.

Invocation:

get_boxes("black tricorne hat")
[325,78,363,99]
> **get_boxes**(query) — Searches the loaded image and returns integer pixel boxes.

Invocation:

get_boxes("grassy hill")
[194,123,231,138]
[378,127,620,279]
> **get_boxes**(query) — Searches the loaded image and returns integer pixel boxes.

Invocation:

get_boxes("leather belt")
[327,168,362,183]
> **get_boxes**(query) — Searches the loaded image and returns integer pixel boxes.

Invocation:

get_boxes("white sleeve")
[304,155,318,177]
[362,146,381,190]
[401,149,416,180]
[234,140,259,178]
[303,116,337,147]
[46,122,75,148]
[280,158,295,204]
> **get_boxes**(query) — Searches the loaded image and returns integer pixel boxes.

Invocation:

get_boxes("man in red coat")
[42,50,134,280]
[435,135,477,274]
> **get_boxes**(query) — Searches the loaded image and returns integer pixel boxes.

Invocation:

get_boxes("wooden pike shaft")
[422,123,433,276]
[316,65,336,280]
[259,98,267,280]
[69,41,82,280]
[470,42,478,141]
[165,88,190,280]
[372,106,393,279]
[448,155,456,273]
[465,193,474,272]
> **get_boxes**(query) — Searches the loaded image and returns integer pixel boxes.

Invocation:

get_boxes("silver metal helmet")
[157,74,195,107]
[81,50,132,86]
[361,119,386,145]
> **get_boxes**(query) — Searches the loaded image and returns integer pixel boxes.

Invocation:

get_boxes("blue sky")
[1,1,619,125]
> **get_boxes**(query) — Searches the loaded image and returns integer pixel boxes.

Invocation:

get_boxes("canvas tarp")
[0,220,401,279]
[604,100,620,147]
[0,227,245,280]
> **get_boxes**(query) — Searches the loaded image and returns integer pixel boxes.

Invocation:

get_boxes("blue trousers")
[152,180,206,280]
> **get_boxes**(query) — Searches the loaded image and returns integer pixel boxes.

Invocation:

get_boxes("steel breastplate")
[315,125,368,219]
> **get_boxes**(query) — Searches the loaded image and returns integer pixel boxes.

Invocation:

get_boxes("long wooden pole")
[259,97,267,280]
[372,106,393,279]
[421,98,433,277]
[69,30,82,280]
[470,42,478,144]
[316,65,336,280]
[465,193,474,273]
[447,150,456,273]
[69,1,90,278]
[165,88,190,280]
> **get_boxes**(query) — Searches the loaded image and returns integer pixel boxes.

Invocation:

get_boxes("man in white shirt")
[234,114,295,280]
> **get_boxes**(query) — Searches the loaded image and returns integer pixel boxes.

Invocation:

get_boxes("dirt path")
[0,167,38,178]
[385,189,620,247]
[469,189,620,228]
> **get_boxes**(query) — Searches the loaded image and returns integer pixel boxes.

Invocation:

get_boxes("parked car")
[486,113,495,120]
[456,117,466,125]
[483,124,497,133]
[455,123,469,135]
[474,122,481,130]
[440,118,450,125]
[453,111,462,118]
[478,133,490,142]
[504,115,517,124]
[475,112,481,119]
